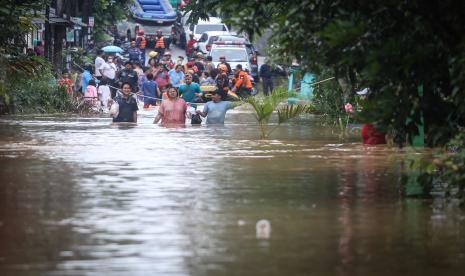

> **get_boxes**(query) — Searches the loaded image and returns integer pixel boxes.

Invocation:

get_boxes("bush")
[10,72,75,114]
[403,130,465,201]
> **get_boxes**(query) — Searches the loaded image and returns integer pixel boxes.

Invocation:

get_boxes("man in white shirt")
[100,57,116,80]
[99,56,117,98]
[94,49,105,80]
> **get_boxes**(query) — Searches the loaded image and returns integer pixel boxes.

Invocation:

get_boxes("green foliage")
[0,1,94,115]
[243,87,310,138]
[10,69,75,113]
[310,72,358,138]
[185,0,465,147]
[312,78,345,124]
[404,130,465,200]
[93,0,132,42]
[0,1,52,114]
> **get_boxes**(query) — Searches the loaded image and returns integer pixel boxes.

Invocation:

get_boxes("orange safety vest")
[137,35,146,49]
[235,71,253,89]
[155,36,165,49]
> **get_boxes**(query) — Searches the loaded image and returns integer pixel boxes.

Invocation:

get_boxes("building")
[30,0,94,72]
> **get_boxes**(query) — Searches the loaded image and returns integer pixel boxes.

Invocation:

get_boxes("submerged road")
[1,110,465,275]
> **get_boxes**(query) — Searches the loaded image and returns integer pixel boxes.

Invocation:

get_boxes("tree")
[185,0,465,146]
[0,0,49,113]
[93,0,132,41]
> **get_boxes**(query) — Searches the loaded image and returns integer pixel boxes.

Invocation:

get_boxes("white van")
[194,31,232,54]
[185,17,229,42]
[208,43,251,73]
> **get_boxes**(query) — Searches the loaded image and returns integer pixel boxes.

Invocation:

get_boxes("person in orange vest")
[135,30,146,65]
[154,30,166,62]
[231,64,253,98]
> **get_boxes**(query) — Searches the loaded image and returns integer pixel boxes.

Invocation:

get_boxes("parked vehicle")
[208,42,251,74]
[210,37,259,82]
[172,15,228,49]
[194,31,232,54]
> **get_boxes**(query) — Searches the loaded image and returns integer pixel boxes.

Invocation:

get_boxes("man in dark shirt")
[218,56,232,75]
[259,59,274,96]
[117,61,138,91]
[112,82,139,123]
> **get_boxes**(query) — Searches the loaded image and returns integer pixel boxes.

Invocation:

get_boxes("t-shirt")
[95,56,105,76]
[85,85,98,98]
[179,82,201,105]
[81,70,93,94]
[100,62,116,79]
[203,100,232,124]
[113,95,139,123]
[142,80,158,103]
[118,69,138,89]
[158,98,188,126]
[169,69,184,87]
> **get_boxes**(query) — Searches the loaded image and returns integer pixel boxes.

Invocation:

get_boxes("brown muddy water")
[0,107,464,276]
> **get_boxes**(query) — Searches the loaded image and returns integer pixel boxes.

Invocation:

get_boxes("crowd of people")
[57,43,257,126]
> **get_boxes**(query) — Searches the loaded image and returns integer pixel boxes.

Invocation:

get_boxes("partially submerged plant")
[243,87,311,139]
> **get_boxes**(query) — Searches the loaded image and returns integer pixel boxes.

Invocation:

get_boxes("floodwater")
[0,107,464,276]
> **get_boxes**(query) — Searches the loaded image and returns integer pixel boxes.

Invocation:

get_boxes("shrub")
[10,72,75,114]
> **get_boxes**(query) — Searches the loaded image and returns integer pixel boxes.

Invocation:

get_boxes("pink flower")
[344,103,353,113]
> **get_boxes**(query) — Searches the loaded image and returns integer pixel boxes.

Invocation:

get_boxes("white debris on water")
[59,251,74,257]
[237,220,246,226]
[256,219,271,239]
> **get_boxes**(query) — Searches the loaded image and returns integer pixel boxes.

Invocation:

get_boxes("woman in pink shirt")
[153,86,187,127]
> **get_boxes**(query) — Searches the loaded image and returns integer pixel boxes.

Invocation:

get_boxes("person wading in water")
[153,86,188,127]
[109,82,138,123]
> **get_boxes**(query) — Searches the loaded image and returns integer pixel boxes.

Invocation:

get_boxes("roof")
[216,35,248,43]
[49,17,73,26]
[210,44,247,50]
[200,31,231,37]
[196,17,224,25]
[70,17,88,27]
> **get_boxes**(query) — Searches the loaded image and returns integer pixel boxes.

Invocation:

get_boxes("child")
[98,78,111,112]
[85,79,99,108]
[58,70,74,96]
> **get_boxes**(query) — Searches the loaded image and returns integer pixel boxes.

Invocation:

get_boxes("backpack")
[191,113,202,125]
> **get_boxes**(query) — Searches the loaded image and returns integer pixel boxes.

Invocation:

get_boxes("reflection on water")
[1,108,465,276]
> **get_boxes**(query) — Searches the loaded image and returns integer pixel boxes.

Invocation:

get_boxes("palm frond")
[243,87,292,123]
[277,104,310,124]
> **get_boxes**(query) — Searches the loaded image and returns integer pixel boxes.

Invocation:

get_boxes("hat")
[356,88,370,95]
[164,51,171,56]
[196,52,204,58]
[149,51,158,58]
[218,64,228,72]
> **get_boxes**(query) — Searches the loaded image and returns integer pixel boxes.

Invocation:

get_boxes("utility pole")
[82,0,94,48]
[44,5,51,60]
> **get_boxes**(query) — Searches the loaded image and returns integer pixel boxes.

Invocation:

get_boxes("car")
[210,37,259,81]
[208,43,251,74]
[193,31,232,54]
[172,14,228,49]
